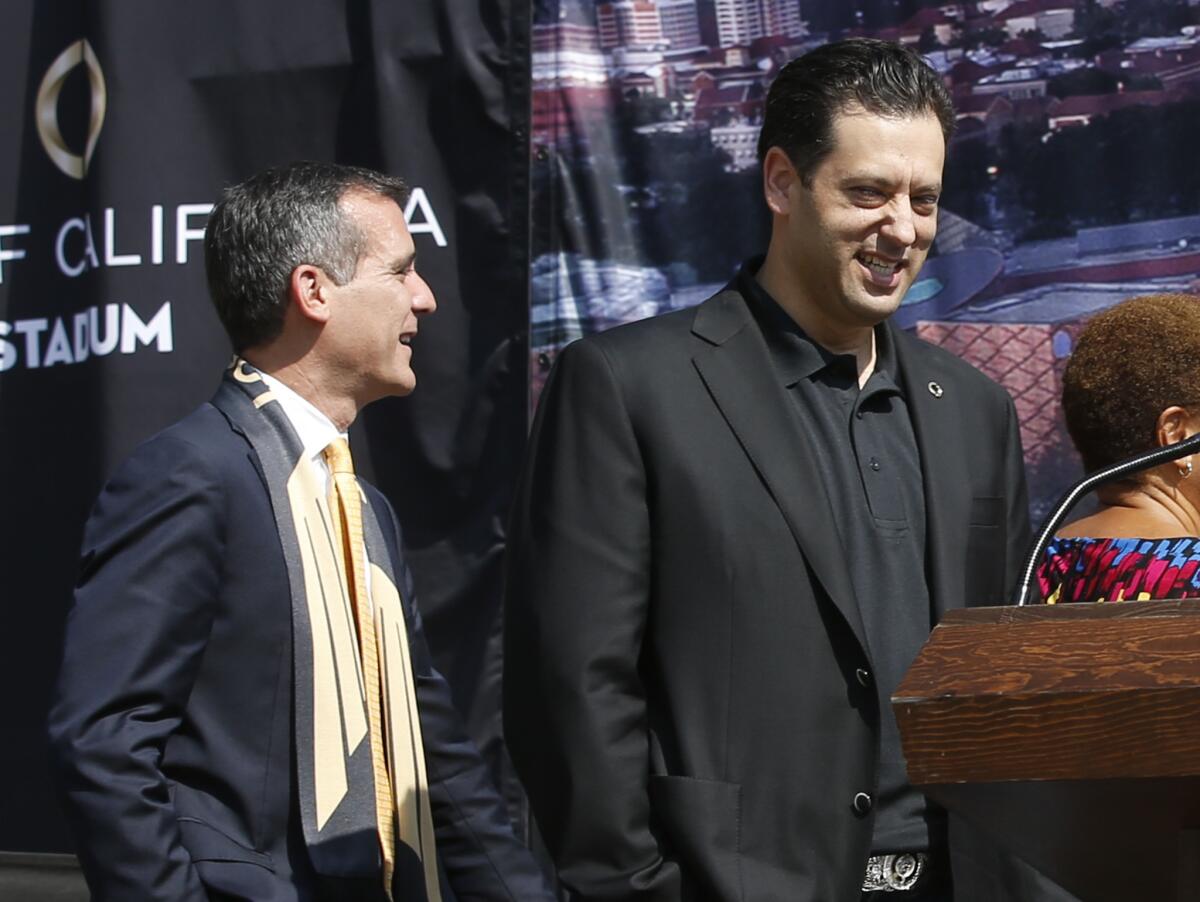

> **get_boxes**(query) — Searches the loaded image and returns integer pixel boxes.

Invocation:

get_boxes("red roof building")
[954,92,1014,122]
[999,36,1044,58]
[948,58,997,88]
[692,82,765,123]
[1047,90,1170,130]
[1102,46,1200,89]
[993,0,1076,40]
[596,0,664,49]
[531,87,615,146]
[899,6,959,45]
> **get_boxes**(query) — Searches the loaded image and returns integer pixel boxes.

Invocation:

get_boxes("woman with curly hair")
[1037,293,1200,603]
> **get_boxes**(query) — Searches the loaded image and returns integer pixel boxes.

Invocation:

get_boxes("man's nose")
[411,272,437,315]
[879,199,917,248]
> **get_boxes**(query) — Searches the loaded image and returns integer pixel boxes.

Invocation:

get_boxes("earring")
[1183,459,1194,480]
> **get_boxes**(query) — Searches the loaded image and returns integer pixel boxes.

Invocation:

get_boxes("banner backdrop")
[0,0,530,853]
[530,0,1200,522]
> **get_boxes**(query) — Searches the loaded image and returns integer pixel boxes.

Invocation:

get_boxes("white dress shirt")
[259,372,348,496]
[259,372,376,601]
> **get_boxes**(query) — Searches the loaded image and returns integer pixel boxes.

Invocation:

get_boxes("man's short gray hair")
[204,161,410,352]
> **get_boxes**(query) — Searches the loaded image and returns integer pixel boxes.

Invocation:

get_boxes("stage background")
[0,0,532,858]
[531,0,1200,521]
[9,0,1200,885]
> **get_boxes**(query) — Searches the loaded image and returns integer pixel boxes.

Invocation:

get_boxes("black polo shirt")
[738,262,944,855]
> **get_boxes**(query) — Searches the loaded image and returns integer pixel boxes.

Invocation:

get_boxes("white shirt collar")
[258,371,347,463]
[257,372,373,582]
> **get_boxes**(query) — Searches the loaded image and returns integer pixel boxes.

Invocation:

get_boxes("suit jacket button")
[852,792,873,815]
[855,667,872,688]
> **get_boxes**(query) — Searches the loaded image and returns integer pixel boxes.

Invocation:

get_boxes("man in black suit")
[504,40,1058,901]
[49,162,554,902]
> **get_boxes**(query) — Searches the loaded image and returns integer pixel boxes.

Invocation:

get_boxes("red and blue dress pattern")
[1036,537,1200,604]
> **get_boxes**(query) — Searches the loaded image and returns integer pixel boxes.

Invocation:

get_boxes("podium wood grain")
[894,600,1200,901]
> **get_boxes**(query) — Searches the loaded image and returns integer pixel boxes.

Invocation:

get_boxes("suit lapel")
[211,397,271,495]
[691,291,867,651]
[891,324,970,621]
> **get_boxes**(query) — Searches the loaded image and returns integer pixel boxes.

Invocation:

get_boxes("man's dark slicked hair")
[204,161,410,352]
[757,38,955,184]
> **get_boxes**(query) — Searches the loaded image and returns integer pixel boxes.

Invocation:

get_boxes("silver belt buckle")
[862,852,928,893]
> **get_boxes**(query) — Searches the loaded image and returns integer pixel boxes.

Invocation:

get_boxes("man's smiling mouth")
[855,251,907,288]
[856,252,902,276]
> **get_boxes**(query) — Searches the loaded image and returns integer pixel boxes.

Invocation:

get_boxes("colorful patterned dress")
[1036,536,1200,604]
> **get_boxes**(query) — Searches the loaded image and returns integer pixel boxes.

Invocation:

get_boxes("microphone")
[1012,432,1200,607]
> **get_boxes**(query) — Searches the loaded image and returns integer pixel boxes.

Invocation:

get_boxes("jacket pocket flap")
[178,817,274,870]
[969,496,1003,527]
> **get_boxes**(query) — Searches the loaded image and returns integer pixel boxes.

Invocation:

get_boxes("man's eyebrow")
[837,173,943,194]
[837,174,895,192]
[391,250,416,271]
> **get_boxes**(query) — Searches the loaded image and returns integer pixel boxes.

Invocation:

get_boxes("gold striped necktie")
[323,438,396,899]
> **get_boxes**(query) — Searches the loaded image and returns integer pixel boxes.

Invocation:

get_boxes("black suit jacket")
[49,398,551,902]
[504,284,1038,901]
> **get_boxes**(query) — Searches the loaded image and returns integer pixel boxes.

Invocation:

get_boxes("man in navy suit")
[49,161,553,902]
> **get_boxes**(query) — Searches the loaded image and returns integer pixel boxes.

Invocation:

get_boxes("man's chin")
[848,286,905,323]
[364,375,417,404]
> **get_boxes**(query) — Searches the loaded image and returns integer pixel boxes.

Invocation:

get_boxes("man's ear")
[290,263,332,324]
[762,146,799,217]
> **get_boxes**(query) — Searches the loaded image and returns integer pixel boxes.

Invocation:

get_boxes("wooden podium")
[894,599,1200,901]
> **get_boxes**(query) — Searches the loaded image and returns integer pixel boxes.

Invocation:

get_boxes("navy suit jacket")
[49,399,550,902]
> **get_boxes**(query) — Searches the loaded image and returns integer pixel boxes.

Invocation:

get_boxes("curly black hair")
[1063,293,1200,474]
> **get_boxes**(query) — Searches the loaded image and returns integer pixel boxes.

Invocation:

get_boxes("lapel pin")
[927,381,944,398]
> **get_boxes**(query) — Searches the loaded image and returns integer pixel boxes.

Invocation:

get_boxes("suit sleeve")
[503,339,682,901]
[382,503,556,902]
[1000,392,1034,601]
[47,435,222,901]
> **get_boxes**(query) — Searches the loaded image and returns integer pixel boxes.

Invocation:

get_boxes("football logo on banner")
[36,39,107,180]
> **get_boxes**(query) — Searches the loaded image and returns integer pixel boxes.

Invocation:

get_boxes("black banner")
[0,0,530,853]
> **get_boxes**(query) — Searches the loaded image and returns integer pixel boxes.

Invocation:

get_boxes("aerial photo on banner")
[530,0,1200,516]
